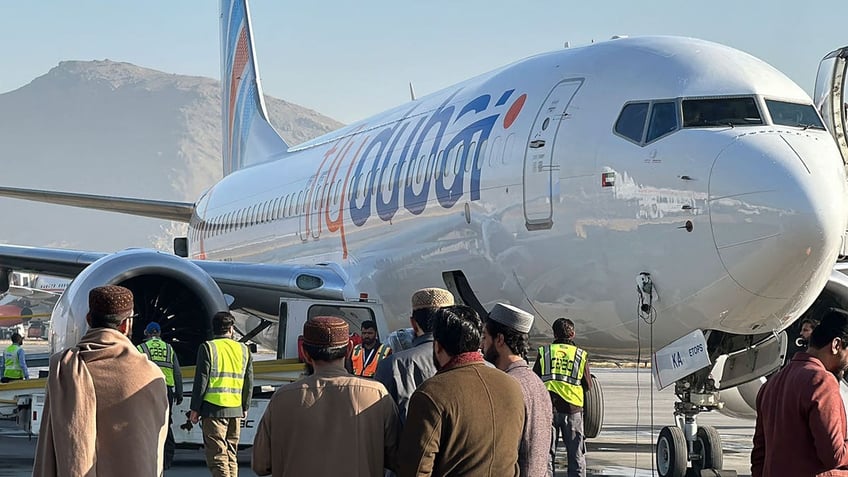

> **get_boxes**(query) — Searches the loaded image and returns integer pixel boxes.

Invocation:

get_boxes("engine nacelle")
[50,249,229,365]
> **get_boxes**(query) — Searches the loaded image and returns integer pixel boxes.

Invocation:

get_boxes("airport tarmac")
[0,340,755,477]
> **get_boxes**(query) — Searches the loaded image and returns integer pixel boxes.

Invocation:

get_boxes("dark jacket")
[190,337,254,418]
[374,332,437,425]
[752,353,848,477]
[398,358,525,477]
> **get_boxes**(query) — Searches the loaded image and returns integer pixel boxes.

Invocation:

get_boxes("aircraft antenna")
[409,82,417,101]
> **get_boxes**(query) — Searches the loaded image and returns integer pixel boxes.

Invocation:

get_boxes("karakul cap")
[411,288,455,311]
[89,285,134,317]
[488,303,534,334]
[303,316,350,347]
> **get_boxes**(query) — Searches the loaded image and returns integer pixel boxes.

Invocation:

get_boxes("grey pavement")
[0,366,754,476]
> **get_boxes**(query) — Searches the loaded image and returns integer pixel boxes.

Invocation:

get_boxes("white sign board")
[652,330,711,390]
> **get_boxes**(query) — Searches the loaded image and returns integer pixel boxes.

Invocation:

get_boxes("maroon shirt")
[752,353,848,477]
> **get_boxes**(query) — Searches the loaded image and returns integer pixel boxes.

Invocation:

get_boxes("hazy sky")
[2,1,844,124]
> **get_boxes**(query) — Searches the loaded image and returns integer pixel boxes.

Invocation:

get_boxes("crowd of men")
[22,284,592,476]
[13,280,848,476]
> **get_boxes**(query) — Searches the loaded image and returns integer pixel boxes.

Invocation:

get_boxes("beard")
[432,350,442,371]
[483,346,499,365]
[305,362,315,375]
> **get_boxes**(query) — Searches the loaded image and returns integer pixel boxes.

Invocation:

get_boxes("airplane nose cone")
[709,132,847,300]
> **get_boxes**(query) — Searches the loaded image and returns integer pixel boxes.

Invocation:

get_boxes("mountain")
[0,60,343,252]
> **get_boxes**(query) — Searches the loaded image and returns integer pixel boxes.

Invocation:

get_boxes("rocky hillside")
[0,60,343,252]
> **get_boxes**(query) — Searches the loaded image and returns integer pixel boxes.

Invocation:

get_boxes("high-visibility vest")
[204,338,249,408]
[351,343,391,378]
[3,344,23,379]
[137,337,177,387]
[538,343,587,407]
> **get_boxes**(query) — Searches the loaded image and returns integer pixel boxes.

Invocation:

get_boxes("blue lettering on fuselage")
[347,88,519,226]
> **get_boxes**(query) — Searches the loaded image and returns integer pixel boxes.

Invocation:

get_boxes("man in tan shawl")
[33,285,169,477]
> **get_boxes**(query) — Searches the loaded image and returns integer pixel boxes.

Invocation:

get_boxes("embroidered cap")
[89,285,134,317]
[488,303,534,334]
[411,288,455,311]
[303,316,350,347]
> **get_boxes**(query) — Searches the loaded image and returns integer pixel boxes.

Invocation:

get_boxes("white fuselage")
[189,37,848,358]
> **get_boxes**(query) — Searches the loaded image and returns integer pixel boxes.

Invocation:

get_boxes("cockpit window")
[615,102,649,143]
[765,100,825,130]
[646,102,678,142]
[682,97,763,127]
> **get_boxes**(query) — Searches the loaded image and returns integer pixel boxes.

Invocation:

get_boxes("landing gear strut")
[656,369,724,477]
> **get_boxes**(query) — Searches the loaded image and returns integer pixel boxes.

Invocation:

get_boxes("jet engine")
[49,249,229,366]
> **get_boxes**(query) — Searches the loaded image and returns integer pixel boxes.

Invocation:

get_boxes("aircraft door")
[523,80,582,230]
[814,46,848,163]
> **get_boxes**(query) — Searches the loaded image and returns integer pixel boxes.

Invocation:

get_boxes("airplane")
[0,1,847,475]
[0,272,68,328]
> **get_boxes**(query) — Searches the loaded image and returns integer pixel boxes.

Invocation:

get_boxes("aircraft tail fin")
[220,0,290,176]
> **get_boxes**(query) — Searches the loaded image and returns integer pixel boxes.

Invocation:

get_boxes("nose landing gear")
[656,370,727,477]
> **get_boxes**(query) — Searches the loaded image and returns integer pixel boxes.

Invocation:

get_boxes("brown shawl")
[33,327,169,477]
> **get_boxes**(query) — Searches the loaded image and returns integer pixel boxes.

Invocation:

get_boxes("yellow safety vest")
[3,344,23,379]
[137,338,176,387]
[204,338,249,408]
[538,343,587,407]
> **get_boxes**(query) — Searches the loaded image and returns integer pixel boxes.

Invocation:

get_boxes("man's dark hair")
[412,308,439,333]
[361,320,377,331]
[10,333,22,345]
[89,312,128,329]
[432,305,482,357]
[212,311,236,336]
[485,319,529,357]
[809,308,848,349]
[301,343,348,362]
[553,318,575,341]
[801,317,820,328]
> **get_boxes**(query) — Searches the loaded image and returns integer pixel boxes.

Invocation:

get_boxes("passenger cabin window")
[682,97,762,127]
[646,101,678,142]
[615,102,649,143]
[765,100,825,129]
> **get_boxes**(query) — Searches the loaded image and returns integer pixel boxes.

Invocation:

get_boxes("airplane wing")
[0,186,195,222]
[0,244,350,363]
[7,285,63,301]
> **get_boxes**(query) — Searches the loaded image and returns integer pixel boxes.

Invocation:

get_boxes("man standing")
[534,318,592,477]
[33,285,168,476]
[483,303,553,477]
[137,321,183,470]
[752,308,848,476]
[1,332,28,382]
[190,311,254,477]
[349,320,392,378]
[252,316,400,476]
[398,305,525,477]
[375,287,454,424]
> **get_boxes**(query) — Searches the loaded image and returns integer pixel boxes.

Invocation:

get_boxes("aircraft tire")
[691,424,723,472]
[656,426,687,477]
[584,373,604,438]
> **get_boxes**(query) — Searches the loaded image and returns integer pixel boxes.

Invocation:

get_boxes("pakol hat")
[488,303,534,334]
[303,316,350,347]
[411,288,455,311]
[89,285,134,317]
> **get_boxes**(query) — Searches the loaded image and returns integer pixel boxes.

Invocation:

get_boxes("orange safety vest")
[351,343,391,377]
